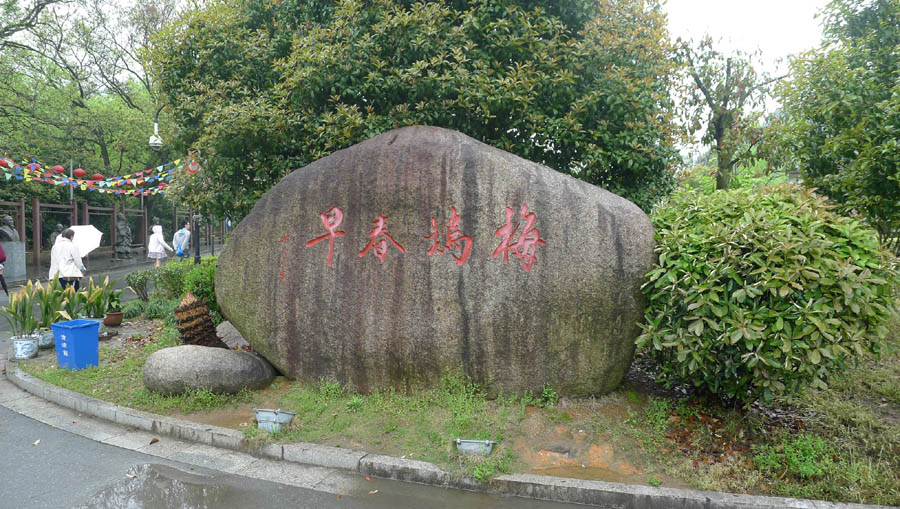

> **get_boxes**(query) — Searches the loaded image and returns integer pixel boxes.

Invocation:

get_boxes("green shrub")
[125,269,154,302]
[145,298,178,320]
[638,186,896,405]
[184,256,218,320]
[152,260,193,299]
[122,299,145,319]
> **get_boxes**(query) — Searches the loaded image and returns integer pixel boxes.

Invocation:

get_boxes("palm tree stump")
[174,291,229,348]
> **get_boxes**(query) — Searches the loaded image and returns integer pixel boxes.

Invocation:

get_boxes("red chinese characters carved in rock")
[492,203,547,272]
[425,206,473,266]
[305,206,346,267]
[359,215,405,263]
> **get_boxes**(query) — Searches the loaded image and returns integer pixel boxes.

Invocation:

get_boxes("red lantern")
[73,168,87,178]
[51,164,65,174]
[27,163,41,172]
[92,173,104,181]
[0,159,10,169]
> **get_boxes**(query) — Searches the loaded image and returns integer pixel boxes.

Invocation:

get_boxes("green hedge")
[152,260,194,299]
[184,257,219,322]
[638,186,896,405]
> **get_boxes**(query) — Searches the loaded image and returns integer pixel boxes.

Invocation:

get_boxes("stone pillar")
[70,201,77,227]
[16,197,25,241]
[31,196,40,270]
[1,241,26,282]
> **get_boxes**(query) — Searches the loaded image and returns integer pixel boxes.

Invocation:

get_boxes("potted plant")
[3,281,40,359]
[103,286,124,326]
[34,278,65,349]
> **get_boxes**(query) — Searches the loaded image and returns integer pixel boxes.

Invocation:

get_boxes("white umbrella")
[68,224,103,257]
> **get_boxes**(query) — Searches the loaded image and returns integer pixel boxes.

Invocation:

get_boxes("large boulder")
[217,126,655,397]
[142,345,276,395]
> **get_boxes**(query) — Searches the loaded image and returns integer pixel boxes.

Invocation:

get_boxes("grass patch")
[269,372,525,480]
[19,323,250,415]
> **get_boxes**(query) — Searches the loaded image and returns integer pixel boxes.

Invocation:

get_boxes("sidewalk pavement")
[0,361,885,509]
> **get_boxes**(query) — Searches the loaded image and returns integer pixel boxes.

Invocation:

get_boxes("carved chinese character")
[425,206,473,266]
[425,217,445,256]
[359,215,405,262]
[305,206,346,267]
[492,203,547,272]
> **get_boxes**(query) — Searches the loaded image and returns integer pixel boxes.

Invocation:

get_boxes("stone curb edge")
[5,366,889,509]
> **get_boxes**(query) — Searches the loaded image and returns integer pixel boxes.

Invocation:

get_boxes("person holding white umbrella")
[49,228,86,290]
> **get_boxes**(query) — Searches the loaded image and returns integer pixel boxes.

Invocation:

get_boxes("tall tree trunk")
[96,130,112,172]
[716,147,732,190]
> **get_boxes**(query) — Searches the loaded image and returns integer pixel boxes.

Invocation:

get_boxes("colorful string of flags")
[0,155,201,196]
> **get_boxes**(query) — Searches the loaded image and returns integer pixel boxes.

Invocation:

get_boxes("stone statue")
[115,212,133,259]
[49,223,64,247]
[0,215,19,241]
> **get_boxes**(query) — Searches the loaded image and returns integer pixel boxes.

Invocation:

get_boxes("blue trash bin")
[51,319,100,370]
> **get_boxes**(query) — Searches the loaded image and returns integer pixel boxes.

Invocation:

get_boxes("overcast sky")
[663,0,829,75]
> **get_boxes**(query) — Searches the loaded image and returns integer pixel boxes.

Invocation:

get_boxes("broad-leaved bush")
[638,186,896,405]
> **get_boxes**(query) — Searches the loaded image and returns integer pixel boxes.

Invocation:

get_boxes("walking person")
[148,224,174,267]
[172,221,191,261]
[48,228,86,290]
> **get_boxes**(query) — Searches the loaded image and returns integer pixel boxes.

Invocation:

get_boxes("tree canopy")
[774,0,900,253]
[150,0,681,220]
[0,1,178,220]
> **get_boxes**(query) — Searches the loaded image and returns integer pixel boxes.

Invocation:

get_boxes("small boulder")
[216,321,250,350]
[142,345,276,395]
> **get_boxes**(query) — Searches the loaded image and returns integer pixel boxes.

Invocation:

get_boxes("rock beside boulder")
[142,345,276,395]
[216,321,250,350]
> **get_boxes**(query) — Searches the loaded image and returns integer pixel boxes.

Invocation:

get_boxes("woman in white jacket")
[49,229,86,290]
[148,224,174,267]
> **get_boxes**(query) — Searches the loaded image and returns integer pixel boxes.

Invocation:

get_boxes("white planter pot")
[12,334,39,359]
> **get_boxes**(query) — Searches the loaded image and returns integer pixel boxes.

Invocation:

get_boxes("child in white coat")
[147,224,174,267]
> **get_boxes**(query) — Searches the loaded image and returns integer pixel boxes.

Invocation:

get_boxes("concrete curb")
[5,366,890,509]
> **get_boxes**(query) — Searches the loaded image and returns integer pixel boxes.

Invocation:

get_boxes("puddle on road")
[78,464,260,509]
